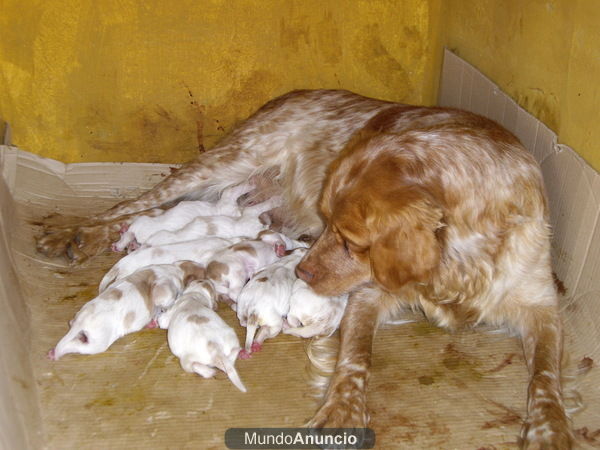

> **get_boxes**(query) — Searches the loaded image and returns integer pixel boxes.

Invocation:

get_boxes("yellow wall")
[2,1,597,170]
[440,0,600,171]
[0,0,439,163]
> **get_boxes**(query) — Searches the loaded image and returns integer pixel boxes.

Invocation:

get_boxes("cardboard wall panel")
[0,163,42,450]
[439,49,600,436]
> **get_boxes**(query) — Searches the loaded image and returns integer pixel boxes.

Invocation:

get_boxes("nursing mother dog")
[37,89,572,448]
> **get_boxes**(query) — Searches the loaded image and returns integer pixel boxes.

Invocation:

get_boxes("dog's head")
[296,132,444,296]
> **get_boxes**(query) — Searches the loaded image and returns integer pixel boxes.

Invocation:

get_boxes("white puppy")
[236,247,306,356]
[144,196,282,247]
[284,279,348,338]
[113,182,252,251]
[99,236,240,292]
[48,261,205,360]
[158,280,247,393]
[205,230,288,306]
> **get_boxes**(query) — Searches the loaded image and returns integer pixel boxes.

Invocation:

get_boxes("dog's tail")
[219,352,247,393]
[304,333,339,402]
[244,313,259,352]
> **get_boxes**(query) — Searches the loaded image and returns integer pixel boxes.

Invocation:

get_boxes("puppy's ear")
[76,330,89,344]
[370,199,443,292]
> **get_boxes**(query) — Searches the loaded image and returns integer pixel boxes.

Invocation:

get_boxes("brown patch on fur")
[230,243,257,257]
[134,269,158,312]
[123,311,136,329]
[199,280,217,300]
[104,289,123,301]
[206,261,229,281]
[178,261,206,286]
[256,276,269,283]
[188,314,209,325]
[262,208,286,232]
[258,212,271,226]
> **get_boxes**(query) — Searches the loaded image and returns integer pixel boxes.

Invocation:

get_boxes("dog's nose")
[295,265,315,282]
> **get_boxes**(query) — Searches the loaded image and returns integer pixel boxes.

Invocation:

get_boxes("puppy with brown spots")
[157,279,247,392]
[205,230,290,307]
[48,261,205,360]
[99,235,241,292]
[236,247,307,357]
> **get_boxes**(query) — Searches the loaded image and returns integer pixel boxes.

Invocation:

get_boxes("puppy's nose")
[295,265,314,282]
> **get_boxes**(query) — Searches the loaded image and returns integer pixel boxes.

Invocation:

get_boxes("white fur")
[144,196,282,247]
[50,263,194,360]
[100,236,240,292]
[158,280,247,393]
[205,231,290,305]
[237,248,306,352]
[284,279,348,338]
[113,182,252,251]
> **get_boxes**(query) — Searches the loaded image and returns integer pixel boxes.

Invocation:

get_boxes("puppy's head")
[296,134,443,296]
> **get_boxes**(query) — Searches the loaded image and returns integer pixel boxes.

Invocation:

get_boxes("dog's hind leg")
[36,146,264,262]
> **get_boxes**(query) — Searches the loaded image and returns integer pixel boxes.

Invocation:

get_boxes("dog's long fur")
[36,89,571,448]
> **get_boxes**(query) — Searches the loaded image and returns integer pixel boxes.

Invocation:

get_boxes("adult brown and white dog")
[36,89,571,448]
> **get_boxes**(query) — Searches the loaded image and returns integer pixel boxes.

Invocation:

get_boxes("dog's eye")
[345,240,368,255]
[343,240,351,256]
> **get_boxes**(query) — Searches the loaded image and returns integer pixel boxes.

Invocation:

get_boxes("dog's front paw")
[308,391,369,429]
[520,411,573,449]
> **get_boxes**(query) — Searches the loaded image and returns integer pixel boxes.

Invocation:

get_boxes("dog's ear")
[369,194,443,292]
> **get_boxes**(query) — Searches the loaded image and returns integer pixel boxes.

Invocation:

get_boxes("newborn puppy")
[236,247,306,356]
[113,182,252,251]
[205,230,288,306]
[158,280,247,393]
[144,196,282,247]
[99,236,240,292]
[48,261,205,360]
[283,279,348,338]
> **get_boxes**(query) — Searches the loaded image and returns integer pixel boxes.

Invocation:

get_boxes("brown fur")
[104,289,123,301]
[129,269,157,313]
[188,314,210,325]
[206,261,229,282]
[229,243,258,257]
[177,261,206,287]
